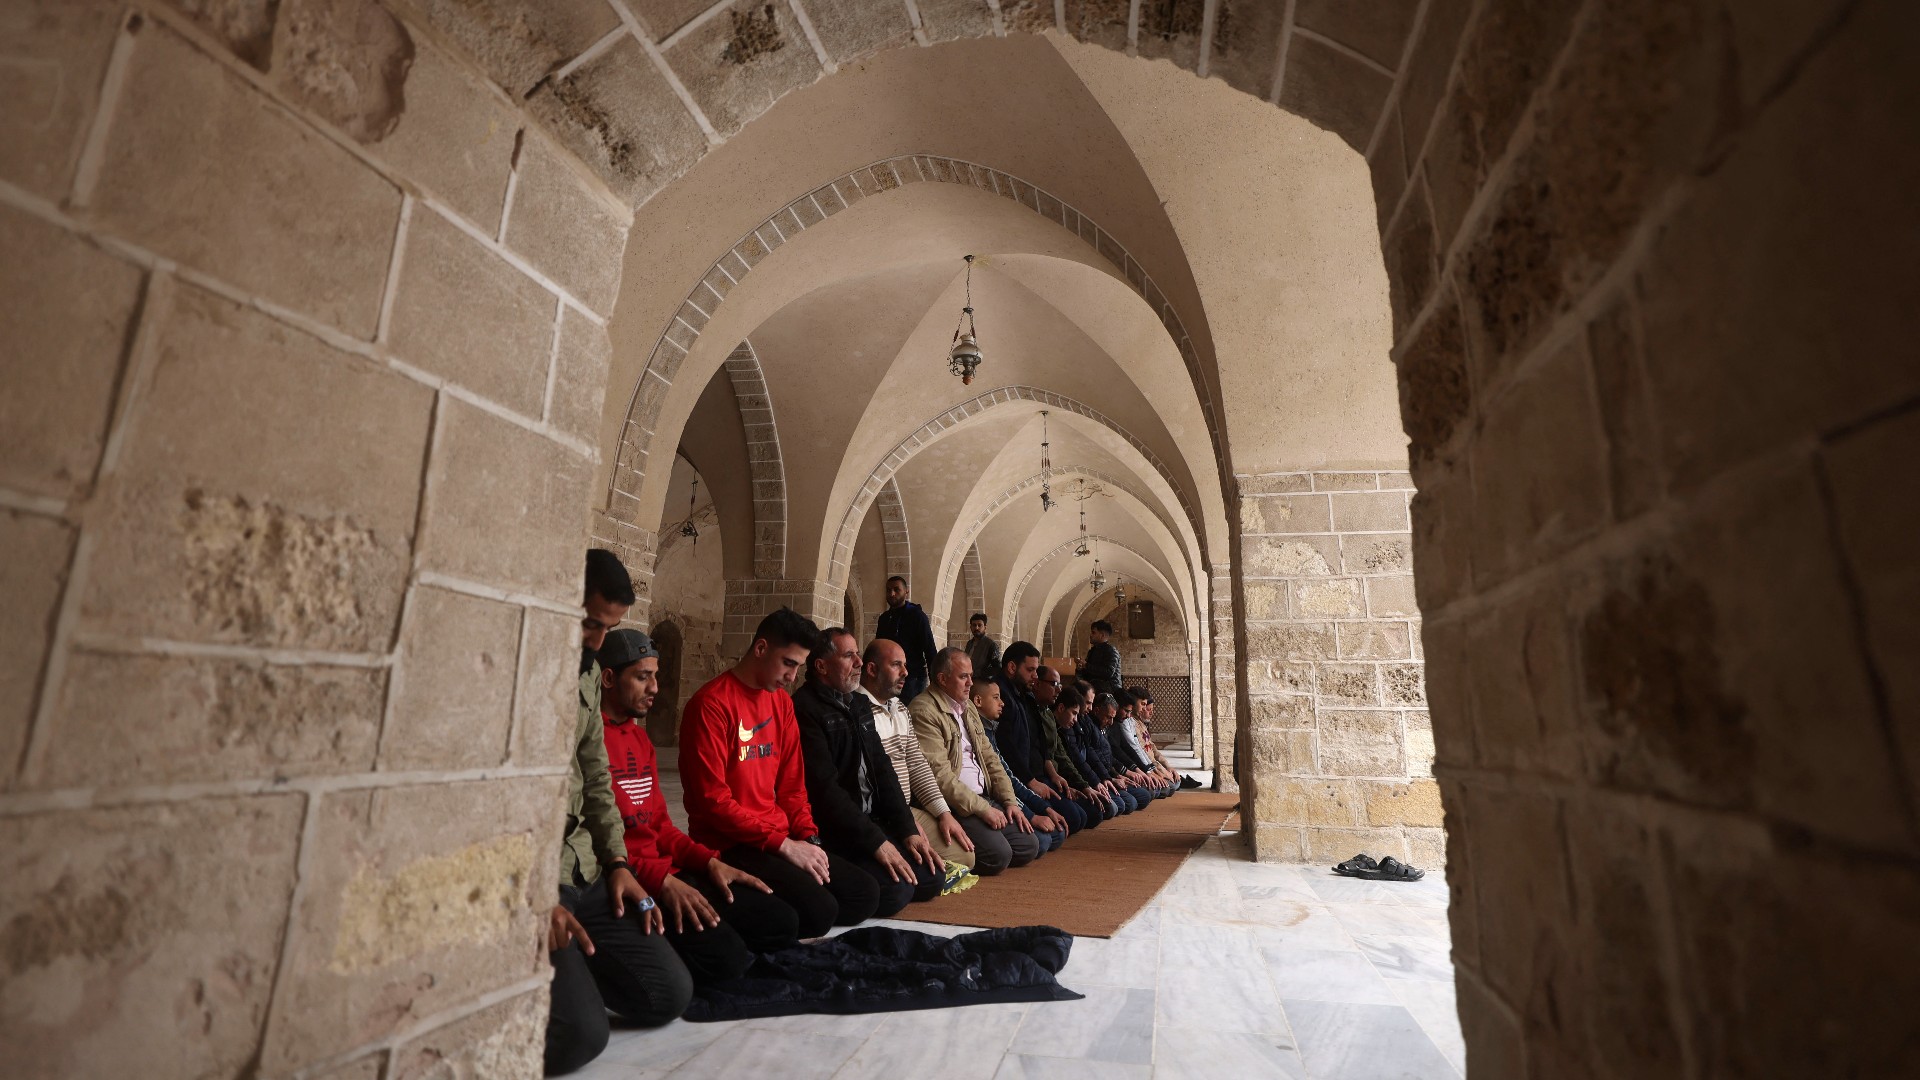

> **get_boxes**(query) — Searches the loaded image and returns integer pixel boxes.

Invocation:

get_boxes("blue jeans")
[1046,795,1089,833]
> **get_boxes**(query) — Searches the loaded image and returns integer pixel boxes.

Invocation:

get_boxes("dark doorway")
[649,620,684,746]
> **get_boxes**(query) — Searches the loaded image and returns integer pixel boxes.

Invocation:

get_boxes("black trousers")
[825,841,947,914]
[664,869,802,982]
[721,844,884,937]
[545,881,691,1075]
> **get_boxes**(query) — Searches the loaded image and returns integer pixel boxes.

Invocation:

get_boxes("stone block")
[1455,972,1527,1080]
[404,0,619,97]
[309,1053,385,1080]
[1465,581,1585,779]
[1295,0,1420,69]
[1318,710,1405,776]
[1549,802,1687,1079]
[1251,823,1307,864]
[1330,491,1411,533]
[913,0,996,42]
[1447,0,1578,172]
[1823,407,1920,803]
[1247,694,1315,731]
[389,987,546,1080]
[1383,181,1437,337]
[548,307,612,444]
[94,23,402,338]
[83,285,432,652]
[417,399,593,606]
[374,34,521,228]
[1312,472,1379,492]
[1409,463,1471,612]
[41,650,383,787]
[0,0,122,199]
[1246,622,1336,662]
[380,586,521,770]
[1249,660,1315,696]
[389,207,556,415]
[1638,0,1919,492]
[261,777,561,1073]
[805,0,914,61]
[1462,787,1570,1004]
[1394,0,1471,156]
[1341,533,1412,576]
[1469,338,1608,584]
[1405,716,1435,777]
[0,206,145,500]
[0,512,75,790]
[1378,664,1422,706]
[1278,32,1394,151]
[502,133,631,315]
[1396,299,1470,469]
[1585,293,1662,521]
[1363,779,1444,827]
[1244,535,1339,578]
[1419,620,1474,769]
[1238,473,1312,495]
[1365,575,1419,618]
[0,794,302,1079]
[1305,825,1404,864]
[525,34,705,210]
[1259,776,1366,828]
[1405,827,1446,870]
[1316,663,1379,706]
[1665,824,1920,1076]
[1295,578,1364,619]
[1242,582,1289,621]
[663,0,823,138]
[270,0,413,144]
[1239,493,1331,535]
[1338,621,1411,660]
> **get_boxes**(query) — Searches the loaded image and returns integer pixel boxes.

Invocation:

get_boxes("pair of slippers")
[1331,853,1425,881]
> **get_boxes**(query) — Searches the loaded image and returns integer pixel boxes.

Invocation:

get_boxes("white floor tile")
[1008,986,1155,1064]
[1262,945,1401,1005]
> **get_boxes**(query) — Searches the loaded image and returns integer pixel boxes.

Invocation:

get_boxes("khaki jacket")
[908,685,1016,818]
[561,660,626,886]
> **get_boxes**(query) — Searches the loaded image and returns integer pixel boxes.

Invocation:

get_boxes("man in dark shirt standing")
[875,575,938,705]
[1083,619,1123,697]
[964,612,1000,682]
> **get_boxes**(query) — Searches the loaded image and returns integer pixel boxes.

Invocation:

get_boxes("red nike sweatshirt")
[678,670,818,852]
[600,709,718,893]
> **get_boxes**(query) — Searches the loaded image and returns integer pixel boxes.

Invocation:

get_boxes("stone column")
[721,578,845,658]
[1209,563,1240,791]
[1236,470,1437,865]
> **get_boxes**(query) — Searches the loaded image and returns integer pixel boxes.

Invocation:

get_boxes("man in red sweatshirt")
[597,629,800,982]
[679,608,884,937]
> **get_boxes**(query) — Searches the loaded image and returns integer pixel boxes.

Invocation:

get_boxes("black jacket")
[990,674,1043,784]
[684,924,1082,1021]
[876,601,938,681]
[792,679,915,856]
[1083,640,1123,694]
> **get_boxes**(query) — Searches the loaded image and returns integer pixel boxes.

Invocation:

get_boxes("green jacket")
[909,686,1017,818]
[560,659,625,886]
[1035,706,1088,788]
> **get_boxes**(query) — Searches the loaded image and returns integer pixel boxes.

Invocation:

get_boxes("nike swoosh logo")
[737,717,772,742]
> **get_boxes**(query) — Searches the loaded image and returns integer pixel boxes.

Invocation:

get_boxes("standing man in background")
[1083,619,1123,697]
[876,575,938,704]
[965,612,1000,682]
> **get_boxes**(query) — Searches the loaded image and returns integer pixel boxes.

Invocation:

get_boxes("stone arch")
[721,340,788,578]
[824,386,1200,593]
[875,477,911,581]
[931,464,1190,626]
[600,152,1229,534]
[1006,534,1186,641]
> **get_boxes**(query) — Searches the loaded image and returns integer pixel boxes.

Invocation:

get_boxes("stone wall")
[1,3,627,1076]
[1233,470,1437,867]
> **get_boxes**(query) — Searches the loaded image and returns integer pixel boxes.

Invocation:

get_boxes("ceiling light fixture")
[678,475,701,544]
[1038,410,1053,513]
[1074,508,1091,557]
[947,254,983,384]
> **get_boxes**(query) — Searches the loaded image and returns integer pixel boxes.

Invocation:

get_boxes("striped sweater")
[855,684,951,817]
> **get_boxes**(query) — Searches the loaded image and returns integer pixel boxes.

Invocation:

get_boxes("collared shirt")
[951,696,986,795]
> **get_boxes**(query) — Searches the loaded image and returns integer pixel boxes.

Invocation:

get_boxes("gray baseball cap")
[598,628,659,671]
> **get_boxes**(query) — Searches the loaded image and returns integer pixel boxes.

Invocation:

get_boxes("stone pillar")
[721,578,845,659]
[1208,563,1240,791]
[1235,470,1436,865]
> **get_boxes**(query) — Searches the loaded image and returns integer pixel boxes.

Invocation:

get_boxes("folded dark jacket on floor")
[683,924,1083,1021]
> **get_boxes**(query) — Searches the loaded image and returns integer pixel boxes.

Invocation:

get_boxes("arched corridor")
[3,1,1915,1077]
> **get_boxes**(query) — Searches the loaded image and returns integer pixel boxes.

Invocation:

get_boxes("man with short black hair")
[1034,666,1106,825]
[1079,688,1155,811]
[597,629,798,983]
[991,643,1088,835]
[680,608,884,937]
[1083,620,1123,697]
[876,575,938,705]
[965,612,1000,683]
[910,647,1040,873]
[1112,690,1176,798]
[970,679,1065,857]
[546,551,688,1075]
[793,627,947,913]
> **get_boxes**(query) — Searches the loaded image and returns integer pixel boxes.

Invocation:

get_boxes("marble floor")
[576,825,1463,1080]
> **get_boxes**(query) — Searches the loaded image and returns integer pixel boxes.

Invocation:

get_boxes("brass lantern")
[947,255,984,384]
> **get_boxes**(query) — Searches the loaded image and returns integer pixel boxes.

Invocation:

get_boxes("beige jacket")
[909,685,1016,818]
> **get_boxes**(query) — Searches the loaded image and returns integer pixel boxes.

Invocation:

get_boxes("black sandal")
[1332,853,1379,877]
[1338,855,1426,882]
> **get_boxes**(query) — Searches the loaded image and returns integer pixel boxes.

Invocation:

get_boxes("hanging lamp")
[947,255,984,384]
[1038,410,1053,512]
